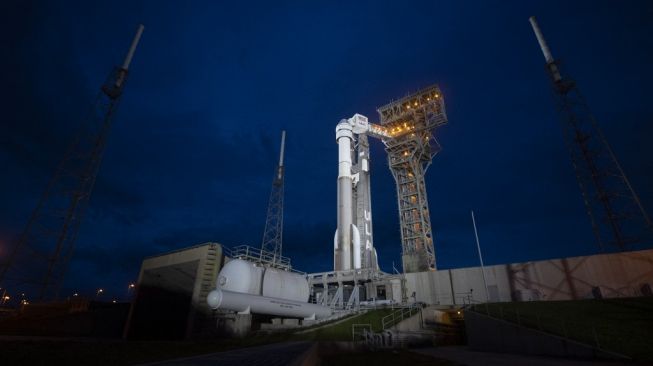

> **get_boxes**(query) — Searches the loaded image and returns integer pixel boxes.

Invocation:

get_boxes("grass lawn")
[300,309,395,341]
[471,297,653,362]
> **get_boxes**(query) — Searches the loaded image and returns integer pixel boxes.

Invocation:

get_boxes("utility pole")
[471,210,489,302]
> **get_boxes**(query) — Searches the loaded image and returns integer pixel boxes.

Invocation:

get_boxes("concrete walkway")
[137,341,312,366]
[413,346,632,366]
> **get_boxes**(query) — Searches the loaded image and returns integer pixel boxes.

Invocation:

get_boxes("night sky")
[1,1,652,301]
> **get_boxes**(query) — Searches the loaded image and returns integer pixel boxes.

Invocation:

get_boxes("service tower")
[377,85,447,272]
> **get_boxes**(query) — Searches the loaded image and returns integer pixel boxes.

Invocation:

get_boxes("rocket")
[334,115,381,271]
[334,119,359,270]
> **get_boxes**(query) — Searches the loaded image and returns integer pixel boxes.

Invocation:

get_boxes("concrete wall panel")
[406,249,653,305]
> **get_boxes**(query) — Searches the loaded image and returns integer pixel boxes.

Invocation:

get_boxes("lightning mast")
[529,16,651,250]
[0,25,145,300]
[260,131,286,266]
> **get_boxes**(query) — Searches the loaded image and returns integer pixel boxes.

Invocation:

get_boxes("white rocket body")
[334,115,378,271]
[335,120,354,270]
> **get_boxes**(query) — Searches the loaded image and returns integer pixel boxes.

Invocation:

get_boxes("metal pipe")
[122,24,145,70]
[529,16,553,64]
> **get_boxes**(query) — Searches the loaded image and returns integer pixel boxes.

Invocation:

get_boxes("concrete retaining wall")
[405,249,653,305]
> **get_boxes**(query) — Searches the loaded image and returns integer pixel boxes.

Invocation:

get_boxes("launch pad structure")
[333,85,447,274]
[314,85,447,309]
[128,16,653,338]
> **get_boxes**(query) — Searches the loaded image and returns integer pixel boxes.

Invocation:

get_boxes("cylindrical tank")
[217,259,264,295]
[262,268,309,302]
[207,289,332,319]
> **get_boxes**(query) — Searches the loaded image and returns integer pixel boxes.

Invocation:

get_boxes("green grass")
[471,297,653,362]
[300,309,394,341]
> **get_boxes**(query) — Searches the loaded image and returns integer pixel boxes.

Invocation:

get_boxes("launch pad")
[333,85,447,275]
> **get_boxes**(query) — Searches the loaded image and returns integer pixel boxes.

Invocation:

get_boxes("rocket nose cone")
[207,289,222,309]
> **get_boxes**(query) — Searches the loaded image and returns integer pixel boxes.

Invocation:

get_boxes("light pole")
[471,210,490,302]
[96,288,104,299]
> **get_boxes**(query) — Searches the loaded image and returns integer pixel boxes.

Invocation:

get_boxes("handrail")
[351,323,372,341]
[381,303,420,330]
[222,245,306,274]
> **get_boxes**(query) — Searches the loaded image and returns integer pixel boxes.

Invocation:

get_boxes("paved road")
[137,341,312,366]
[413,346,631,366]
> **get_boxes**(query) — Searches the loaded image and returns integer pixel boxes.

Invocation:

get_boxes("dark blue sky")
[1,1,652,300]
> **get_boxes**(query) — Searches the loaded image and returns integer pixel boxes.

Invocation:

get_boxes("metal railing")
[223,245,301,272]
[351,323,372,341]
[381,303,421,330]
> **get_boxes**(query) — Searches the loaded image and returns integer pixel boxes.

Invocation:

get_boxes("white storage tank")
[217,259,264,295]
[216,259,310,303]
[262,267,309,302]
[207,289,332,319]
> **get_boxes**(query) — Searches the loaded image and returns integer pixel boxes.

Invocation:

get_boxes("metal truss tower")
[0,25,144,300]
[530,17,652,251]
[260,131,286,266]
[377,85,448,272]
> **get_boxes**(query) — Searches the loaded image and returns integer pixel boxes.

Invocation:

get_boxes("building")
[124,242,223,339]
